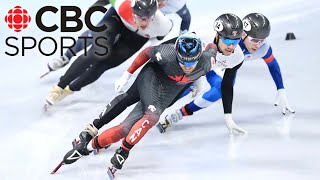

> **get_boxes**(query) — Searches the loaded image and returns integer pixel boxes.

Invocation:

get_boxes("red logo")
[232,31,238,37]
[168,75,193,83]
[5,6,31,32]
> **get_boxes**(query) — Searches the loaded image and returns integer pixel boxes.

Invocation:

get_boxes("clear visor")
[134,14,155,22]
[247,36,266,45]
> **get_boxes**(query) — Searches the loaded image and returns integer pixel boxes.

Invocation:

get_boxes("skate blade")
[51,160,64,174]
[93,149,100,155]
[156,122,166,133]
[40,71,50,79]
[107,167,116,180]
[43,99,54,112]
[43,103,51,112]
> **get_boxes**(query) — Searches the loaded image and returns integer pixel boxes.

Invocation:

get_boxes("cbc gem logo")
[4,6,31,32]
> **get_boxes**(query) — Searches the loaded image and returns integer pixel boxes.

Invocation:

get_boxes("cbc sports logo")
[3,5,110,57]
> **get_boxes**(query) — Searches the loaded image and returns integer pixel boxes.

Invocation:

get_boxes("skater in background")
[158,13,295,135]
[158,0,191,35]
[44,0,113,74]
[44,0,190,79]
[43,0,174,108]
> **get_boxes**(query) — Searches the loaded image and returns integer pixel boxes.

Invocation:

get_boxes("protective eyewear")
[220,37,240,46]
[134,14,155,22]
[178,57,198,67]
[247,36,265,45]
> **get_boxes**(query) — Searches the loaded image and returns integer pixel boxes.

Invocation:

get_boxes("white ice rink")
[0,0,320,180]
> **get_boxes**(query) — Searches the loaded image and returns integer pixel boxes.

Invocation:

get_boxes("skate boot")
[46,86,64,105]
[75,124,104,155]
[46,85,73,105]
[72,124,111,155]
[156,109,183,133]
[72,123,99,147]
[110,147,129,170]
[47,55,70,71]
[61,85,73,99]
[63,124,98,164]
[107,147,129,179]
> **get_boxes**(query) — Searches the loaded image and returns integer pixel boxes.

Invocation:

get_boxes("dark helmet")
[242,13,271,39]
[214,13,243,39]
[131,0,158,17]
[175,32,203,66]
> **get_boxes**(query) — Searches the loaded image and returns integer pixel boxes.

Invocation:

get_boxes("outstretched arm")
[221,61,247,136]
[221,62,242,114]
[263,46,295,114]
[263,46,284,90]
[127,47,152,74]
[114,47,153,93]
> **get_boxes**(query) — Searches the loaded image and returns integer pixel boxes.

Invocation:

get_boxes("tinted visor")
[178,57,198,67]
[220,36,240,46]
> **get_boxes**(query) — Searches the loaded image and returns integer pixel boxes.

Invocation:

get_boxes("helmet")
[175,32,203,67]
[158,0,168,8]
[242,13,270,39]
[131,0,158,17]
[214,13,243,39]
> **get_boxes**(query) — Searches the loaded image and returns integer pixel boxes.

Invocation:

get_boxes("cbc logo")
[4,6,31,32]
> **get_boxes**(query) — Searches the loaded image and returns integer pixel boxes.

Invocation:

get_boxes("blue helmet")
[175,32,203,67]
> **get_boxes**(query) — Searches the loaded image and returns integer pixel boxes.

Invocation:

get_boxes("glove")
[47,56,70,71]
[274,89,295,115]
[190,78,203,97]
[156,109,183,133]
[225,114,248,136]
[114,71,132,93]
[190,86,199,97]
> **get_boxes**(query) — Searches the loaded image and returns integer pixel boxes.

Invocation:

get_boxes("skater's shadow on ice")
[39,75,60,85]
[124,163,157,174]
[61,99,105,107]
[170,121,223,132]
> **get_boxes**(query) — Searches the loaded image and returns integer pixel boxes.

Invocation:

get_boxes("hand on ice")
[190,78,203,97]
[114,71,132,93]
[190,87,199,97]
[225,114,248,136]
[274,89,295,115]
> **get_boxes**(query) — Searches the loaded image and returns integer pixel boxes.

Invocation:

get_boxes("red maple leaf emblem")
[168,75,192,83]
